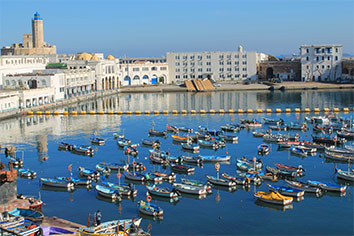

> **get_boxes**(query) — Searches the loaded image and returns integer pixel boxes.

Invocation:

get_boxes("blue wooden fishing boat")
[58,142,73,150]
[144,173,163,183]
[78,167,100,179]
[98,162,128,171]
[236,172,262,184]
[206,175,236,187]
[137,200,163,217]
[91,137,105,145]
[8,208,44,222]
[181,178,212,193]
[285,180,322,193]
[55,177,91,185]
[117,140,131,148]
[236,157,263,169]
[180,155,203,165]
[101,181,138,196]
[181,143,200,152]
[307,180,347,193]
[124,171,145,181]
[146,185,179,198]
[40,178,74,189]
[0,218,41,236]
[200,155,231,162]
[290,146,307,156]
[257,143,270,155]
[267,184,305,197]
[217,134,238,142]
[72,145,94,156]
[198,140,219,149]
[95,185,121,200]
[95,163,111,175]
[18,169,37,178]
[7,156,23,166]
[171,164,195,173]
[220,173,249,185]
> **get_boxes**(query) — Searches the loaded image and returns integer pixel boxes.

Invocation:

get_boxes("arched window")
[133,75,140,80]
[5,80,10,86]
[42,80,47,86]
[142,75,149,80]
[11,80,16,86]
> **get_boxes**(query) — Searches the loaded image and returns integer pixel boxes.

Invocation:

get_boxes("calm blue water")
[1,90,354,235]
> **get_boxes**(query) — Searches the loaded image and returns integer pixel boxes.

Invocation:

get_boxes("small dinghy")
[98,162,128,171]
[144,173,163,183]
[7,156,23,166]
[217,134,238,142]
[267,184,305,197]
[166,125,178,133]
[127,162,146,172]
[265,167,297,179]
[78,218,142,236]
[285,179,322,193]
[200,155,231,162]
[95,185,121,200]
[124,171,145,182]
[8,208,44,222]
[149,155,169,165]
[91,137,105,145]
[55,177,92,186]
[290,146,307,156]
[146,185,179,198]
[171,135,189,143]
[117,140,132,148]
[17,194,44,209]
[257,144,270,155]
[171,164,195,173]
[206,175,236,187]
[220,173,250,185]
[181,143,200,152]
[142,139,160,149]
[113,133,125,139]
[181,178,212,193]
[275,164,305,176]
[58,142,73,150]
[72,145,94,156]
[101,181,138,196]
[18,169,37,178]
[198,140,219,149]
[124,146,138,156]
[252,132,266,138]
[96,164,111,175]
[78,167,100,179]
[307,180,347,193]
[137,200,163,217]
[0,218,41,236]
[237,157,263,169]
[254,191,293,205]
[278,141,300,149]
[178,126,193,133]
[180,156,203,165]
[41,178,74,189]
[148,129,167,137]
[335,169,354,182]
[173,183,207,195]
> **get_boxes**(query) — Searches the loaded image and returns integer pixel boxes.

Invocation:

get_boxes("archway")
[159,74,167,84]
[102,78,105,90]
[105,77,109,90]
[266,67,274,79]
[109,77,112,90]
[151,74,158,84]
[142,75,149,81]
[124,76,131,86]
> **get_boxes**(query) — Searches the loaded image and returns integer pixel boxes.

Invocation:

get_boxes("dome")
[106,55,115,60]
[91,55,99,61]
[77,53,92,61]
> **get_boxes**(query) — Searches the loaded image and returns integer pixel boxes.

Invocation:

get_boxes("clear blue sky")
[0,0,353,58]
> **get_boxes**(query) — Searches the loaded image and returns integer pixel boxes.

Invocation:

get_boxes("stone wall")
[0,181,17,205]
[258,60,301,81]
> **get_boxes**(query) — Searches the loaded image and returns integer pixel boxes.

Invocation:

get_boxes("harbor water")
[1,89,354,235]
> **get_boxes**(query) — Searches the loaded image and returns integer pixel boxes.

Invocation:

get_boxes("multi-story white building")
[0,54,54,89]
[300,44,342,82]
[119,58,168,86]
[167,46,266,83]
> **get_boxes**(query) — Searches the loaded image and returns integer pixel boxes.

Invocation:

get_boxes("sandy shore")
[118,81,354,93]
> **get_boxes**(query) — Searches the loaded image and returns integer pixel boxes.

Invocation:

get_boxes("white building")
[300,44,342,82]
[0,92,19,113]
[0,55,54,89]
[119,59,168,86]
[166,46,266,83]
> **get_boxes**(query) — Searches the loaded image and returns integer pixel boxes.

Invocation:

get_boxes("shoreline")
[0,82,353,121]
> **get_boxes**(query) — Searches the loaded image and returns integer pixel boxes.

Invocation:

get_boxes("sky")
[0,0,353,58]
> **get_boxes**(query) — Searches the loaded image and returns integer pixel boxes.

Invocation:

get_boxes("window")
[183,68,187,72]
[124,68,128,71]
[11,80,16,86]
[190,62,194,66]
[335,56,338,61]
[235,55,239,59]
[235,67,239,71]
[227,74,232,78]
[198,56,202,60]
[198,68,202,72]
[242,54,247,58]
[206,62,211,65]
[306,49,309,53]
[316,57,319,61]
[322,65,325,69]
[219,61,224,65]
[327,65,330,69]
[242,68,247,71]
[242,74,247,78]
[327,48,331,53]
[327,56,330,60]
[175,55,180,60]
[219,55,224,59]
[183,75,188,79]
[227,55,231,59]
[191,68,195,72]
[235,74,240,78]
[151,67,157,71]
[175,62,180,66]
[132,68,139,71]
[219,68,224,72]
[242,61,247,65]
[60,87,64,92]
[227,61,231,65]
[321,48,325,53]
[235,61,239,65]
[227,68,231,72]
[336,48,338,53]
[206,68,211,72]
[183,56,187,60]
[142,67,149,71]
[176,75,180,79]
[160,67,167,70]
[198,61,202,66]
[206,55,211,59]
[322,56,324,60]
[306,56,309,61]
[190,56,194,60]
[176,69,180,72]
[5,80,10,86]
[316,48,320,53]
[183,62,187,66]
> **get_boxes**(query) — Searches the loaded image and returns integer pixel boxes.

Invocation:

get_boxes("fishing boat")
[254,191,293,205]
[178,127,193,133]
[0,218,41,236]
[325,147,353,156]
[180,155,203,165]
[206,175,236,187]
[263,134,284,143]
[153,172,176,181]
[198,140,219,149]
[277,141,300,149]
[263,118,284,125]
[137,200,163,217]
[144,173,163,183]
[124,171,145,182]
[252,131,265,138]
[78,167,100,179]
[257,172,279,182]
[96,164,111,175]
[55,177,92,186]
[324,151,354,162]
[302,141,327,151]
[8,208,44,222]
[78,218,142,236]
[113,133,125,139]
[217,134,238,142]
[116,137,131,143]
[40,178,74,189]
[336,169,354,182]
[171,135,189,143]
[58,142,73,150]
[127,162,146,171]
[173,183,207,195]
[171,164,195,173]
[117,140,131,148]
[290,146,307,156]
[149,155,169,165]
[268,125,287,131]
[7,156,23,166]
[95,185,121,200]
[294,145,317,154]
[265,167,297,179]
[141,139,160,148]
[91,137,105,145]
[344,144,354,152]
[146,185,179,198]
[72,145,94,156]
[181,143,200,152]
[18,169,37,178]
[148,129,167,137]
[237,157,263,169]
[236,162,255,172]
[285,122,307,131]
[220,124,240,132]
[312,135,346,146]
[307,180,347,192]
[236,172,262,185]
[267,184,305,197]
[17,194,44,209]
[200,155,231,162]
[337,130,354,140]
[241,119,262,128]
[257,144,270,155]
[98,162,128,171]
[41,226,75,236]
[166,125,178,133]
[181,178,212,193]
[285,179,322,193]
[124,146,138,156]
[220,173,249,185]
[275,164,305,176]
[101,181,138,196]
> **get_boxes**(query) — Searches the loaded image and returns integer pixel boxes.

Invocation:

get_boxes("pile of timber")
[184,79,214,92]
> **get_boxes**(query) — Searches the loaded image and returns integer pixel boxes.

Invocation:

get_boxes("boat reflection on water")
[293,196,305,202]
[96,194,121,204]
[336,178,354,186]
[305,191,324,199]
[40,185,75,193]
[138,211,164,223]
[124,179,146,186]
[150,195,180,205]
[211,185,237,193]
[179,192,207,200]
[254,199,293,212]
[323,190,347,198]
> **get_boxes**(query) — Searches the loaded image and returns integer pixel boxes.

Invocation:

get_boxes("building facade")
[167,46,266,84]
[342,57,354,82]
[258,57,301,81]
[300,44,342,82]
[1,12,56,56]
